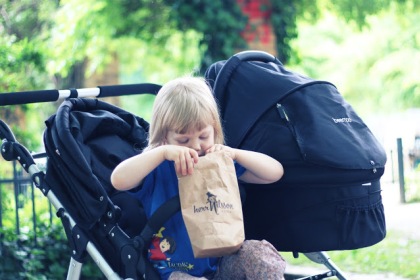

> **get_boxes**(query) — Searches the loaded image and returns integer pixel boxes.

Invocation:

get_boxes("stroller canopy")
[44,98,149,229]
[206,55,314,149]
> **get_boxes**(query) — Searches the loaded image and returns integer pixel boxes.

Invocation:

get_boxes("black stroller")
[1,84,178,280]
[0,50,386,280]
[205,51,386,277]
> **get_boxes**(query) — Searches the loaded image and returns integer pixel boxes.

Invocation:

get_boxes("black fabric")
[43,98,170,279]
[44,98,149,229]
[111,192,147,238]
[205,52,387,252]
[69,88,78,98]
[97,83,161,97]
[241,180,386,252]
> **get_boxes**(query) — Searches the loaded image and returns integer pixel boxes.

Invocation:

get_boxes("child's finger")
[205,146,216,154]
[179,150,194,176]
[190,150,199,163]
[186,152,197,175]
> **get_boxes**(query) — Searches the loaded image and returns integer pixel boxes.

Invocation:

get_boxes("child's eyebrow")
[173,133,189,137]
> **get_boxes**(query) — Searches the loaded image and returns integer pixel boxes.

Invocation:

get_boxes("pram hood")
[205,56,386,170]
[206,56,314,149]
[44,98,149,229]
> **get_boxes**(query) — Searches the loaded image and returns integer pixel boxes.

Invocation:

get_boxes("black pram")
[1,85,181,280]
[205,51,387,252]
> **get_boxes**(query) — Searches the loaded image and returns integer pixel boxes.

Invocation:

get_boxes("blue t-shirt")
[132,159,245,280]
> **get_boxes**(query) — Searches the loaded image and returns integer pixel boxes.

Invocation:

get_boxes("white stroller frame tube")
[65,236,121,280]
[1,119,136,280]
[32,165,122,280]
[302,252,348,280]
[58,88,101,99]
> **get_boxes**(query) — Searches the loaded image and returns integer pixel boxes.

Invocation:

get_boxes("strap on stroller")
[134,195,181,279]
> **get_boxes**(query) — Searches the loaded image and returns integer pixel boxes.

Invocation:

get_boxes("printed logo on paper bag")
[192,191,234,215]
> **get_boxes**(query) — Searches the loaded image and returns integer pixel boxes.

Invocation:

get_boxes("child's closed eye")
[177,138,189,144]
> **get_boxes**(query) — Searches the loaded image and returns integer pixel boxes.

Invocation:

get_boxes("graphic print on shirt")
[149,227,176,269]
[149,227,197,273]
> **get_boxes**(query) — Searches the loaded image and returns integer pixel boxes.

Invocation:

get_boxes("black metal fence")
[0,159,54,246]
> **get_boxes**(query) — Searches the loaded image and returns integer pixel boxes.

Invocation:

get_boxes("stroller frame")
[1,123,120,280]
[1,80,348,280]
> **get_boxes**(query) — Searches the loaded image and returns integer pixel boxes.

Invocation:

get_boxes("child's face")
[166,124,215,156]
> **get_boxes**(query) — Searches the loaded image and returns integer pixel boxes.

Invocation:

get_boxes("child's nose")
[190,138,201,151]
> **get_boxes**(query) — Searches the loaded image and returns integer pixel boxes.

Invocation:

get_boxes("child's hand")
[163,145,199,176]
[205,144,236,160]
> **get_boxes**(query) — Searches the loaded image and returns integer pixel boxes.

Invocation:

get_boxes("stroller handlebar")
[234,50,277,63]
[0,119,17,143]
[0,83,161,106]
[0,120,36,171]
[213,50,281,118]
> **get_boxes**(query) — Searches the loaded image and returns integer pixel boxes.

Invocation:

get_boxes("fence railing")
[0,159,54,247]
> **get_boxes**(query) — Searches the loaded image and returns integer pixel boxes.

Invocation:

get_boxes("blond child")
[111,76,286,280]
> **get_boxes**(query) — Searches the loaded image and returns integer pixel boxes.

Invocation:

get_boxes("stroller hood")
[44,98,149,229]
[206,59,314,149]
[206,58,386,170]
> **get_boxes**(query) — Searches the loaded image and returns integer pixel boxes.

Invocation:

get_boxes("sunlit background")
[1,0,419,279]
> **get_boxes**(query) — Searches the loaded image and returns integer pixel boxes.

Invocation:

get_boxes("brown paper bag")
[178,151,245,258]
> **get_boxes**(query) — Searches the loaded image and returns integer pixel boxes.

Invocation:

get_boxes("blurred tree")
[0,0,55,92]
[47,0,200,86]
[46,0,420,78]
[1,0,419,116]
[165,0,247,71]
[0,0,58,150]
[290,8,420,113]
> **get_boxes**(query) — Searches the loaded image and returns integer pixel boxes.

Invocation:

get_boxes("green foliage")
[271,1,301,63]
[0,0,57,149]
[120,94,155,122]
[0,34,48,93]
[289,8,420,113]
[0,187,103,279]
[0,224,65,279]
[117,30,203,84]
[167,0,247,71]
[326,0,393,27]
[0,223,103,279]
[271,0,327,63]
[282,230,420,279]
[47,0,201,84]
[324,0,420,28]
[405,167,420,203]
[0,184,14,229]
[0,0,55,92]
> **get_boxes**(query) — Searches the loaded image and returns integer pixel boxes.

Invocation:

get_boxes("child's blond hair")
[146,76,224,150]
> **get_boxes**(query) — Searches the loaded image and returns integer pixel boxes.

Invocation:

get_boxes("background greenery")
[1,0,420,278]
[283,230,420,279]
[2,0,420,147]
